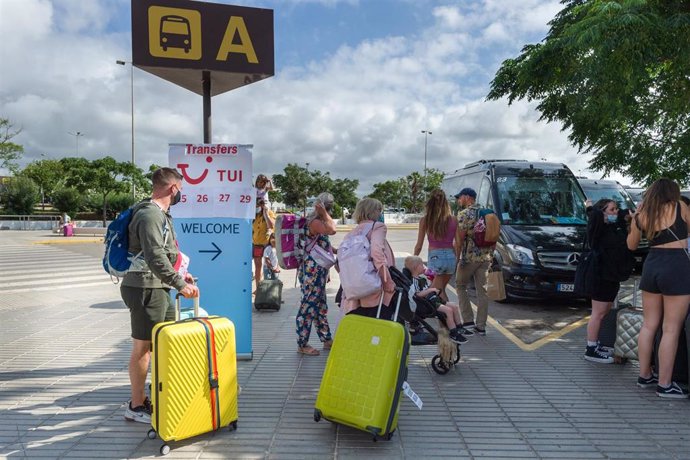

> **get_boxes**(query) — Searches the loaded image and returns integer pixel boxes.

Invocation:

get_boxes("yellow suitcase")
[149,296,238,455]
[314,292,409,440]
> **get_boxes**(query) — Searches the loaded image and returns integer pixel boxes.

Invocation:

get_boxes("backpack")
[337,222,382,300]
[472,208,500,247]
[274,214,308,270]
[103,206,142,281]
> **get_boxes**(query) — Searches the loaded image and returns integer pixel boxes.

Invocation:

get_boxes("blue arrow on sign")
[199,242,222,261]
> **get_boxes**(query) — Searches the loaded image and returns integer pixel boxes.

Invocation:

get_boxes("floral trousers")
[296,257,332,347]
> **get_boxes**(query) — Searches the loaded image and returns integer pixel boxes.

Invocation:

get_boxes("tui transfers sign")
[132,0,274,96]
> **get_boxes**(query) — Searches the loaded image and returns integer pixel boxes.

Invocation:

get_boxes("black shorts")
[639,248,690,295]
[121,286,174,341]
[591,279,620,303]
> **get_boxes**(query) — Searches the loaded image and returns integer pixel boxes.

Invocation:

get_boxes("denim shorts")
[427,248,457,275]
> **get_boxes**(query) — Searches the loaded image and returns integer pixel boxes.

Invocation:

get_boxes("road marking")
[445,285,590,352]
[0,243,109,293]
[34,238,104,244]
[392,250,570,351]
[4,280,114,294]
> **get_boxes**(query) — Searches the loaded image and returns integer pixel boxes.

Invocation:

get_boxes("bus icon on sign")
[160,15,191,53]
[148,6,202,60]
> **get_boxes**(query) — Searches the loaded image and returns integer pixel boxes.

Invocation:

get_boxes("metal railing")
[0,215,61,231]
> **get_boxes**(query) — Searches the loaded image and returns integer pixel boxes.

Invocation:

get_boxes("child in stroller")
[403,256,468,344]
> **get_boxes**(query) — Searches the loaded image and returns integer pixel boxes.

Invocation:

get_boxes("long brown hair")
[638,178,681,240]
[424,189,452,240]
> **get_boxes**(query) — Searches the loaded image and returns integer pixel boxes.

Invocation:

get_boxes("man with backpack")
[120,167,199,423]
[454,187,497,336]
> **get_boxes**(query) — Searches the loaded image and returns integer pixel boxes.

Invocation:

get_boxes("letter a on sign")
[216,16,259,63]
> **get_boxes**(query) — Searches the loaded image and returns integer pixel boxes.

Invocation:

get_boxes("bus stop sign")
[132,0,274,96]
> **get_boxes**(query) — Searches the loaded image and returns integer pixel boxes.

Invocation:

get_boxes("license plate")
[557,283,574,292]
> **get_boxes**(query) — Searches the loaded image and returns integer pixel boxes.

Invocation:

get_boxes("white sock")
[587,341,598,347]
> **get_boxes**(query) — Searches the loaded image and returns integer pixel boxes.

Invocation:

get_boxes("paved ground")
[1,230,689,459]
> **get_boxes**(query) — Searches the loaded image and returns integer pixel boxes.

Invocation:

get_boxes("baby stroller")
[389,266,461,375]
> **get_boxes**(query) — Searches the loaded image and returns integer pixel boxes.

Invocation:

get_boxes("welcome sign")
[169,143,254,358]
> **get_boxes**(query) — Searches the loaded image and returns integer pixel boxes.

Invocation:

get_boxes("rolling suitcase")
[654,319,689,385]
[599,304,625,350]
[150,295,238,455]
[314,290,409,441]
[614,307,644,362]
[254,279,282,310]
[600,279,640,350]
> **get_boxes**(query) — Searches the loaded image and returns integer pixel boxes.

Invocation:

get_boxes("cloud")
[2,0,623,190]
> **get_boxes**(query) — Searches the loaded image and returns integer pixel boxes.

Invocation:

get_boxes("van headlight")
[505,244,536,266]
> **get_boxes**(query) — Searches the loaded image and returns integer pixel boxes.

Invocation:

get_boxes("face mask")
[171,186,181,206]
[377,213,385,223]
[256,207,262,214]
[606,214,617,223]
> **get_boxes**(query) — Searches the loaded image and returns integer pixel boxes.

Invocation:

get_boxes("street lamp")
[421,130,432,199]
[304,162,310,216]
[67,131,84,156]
[116,59,136,198]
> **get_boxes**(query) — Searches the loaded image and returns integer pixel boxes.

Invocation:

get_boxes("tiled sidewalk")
[1,235,689,459]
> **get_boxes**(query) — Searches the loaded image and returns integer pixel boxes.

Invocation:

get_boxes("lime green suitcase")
[314,294,409,440]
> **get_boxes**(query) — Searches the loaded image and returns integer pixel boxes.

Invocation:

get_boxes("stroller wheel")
[453,344,461,364]
[431,355,450,375]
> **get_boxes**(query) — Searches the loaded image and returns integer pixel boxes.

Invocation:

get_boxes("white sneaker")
[124,399,152,423]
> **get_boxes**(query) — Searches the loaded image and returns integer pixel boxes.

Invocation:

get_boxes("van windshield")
[581,185,636,211]
[495,175,587,225]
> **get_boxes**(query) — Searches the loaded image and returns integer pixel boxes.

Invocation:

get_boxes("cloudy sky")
[0,0,630,192]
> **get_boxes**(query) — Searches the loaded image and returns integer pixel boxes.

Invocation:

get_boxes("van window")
[495,175,587,225]
[581,183,636,211]
[477,178,492,209]
[443,172,484,214]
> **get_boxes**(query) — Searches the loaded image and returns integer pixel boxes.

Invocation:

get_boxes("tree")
[88,157,141,226]
[59,157,93,192]
[0,177,39,214]
[272,163,313,210]
[487,0,690,186]
[330,178,359,213]
[405,172,425,213]
[423,169,444,196]
[19,159,64,210]
[52,187,82,218]
[370,178,408,209]
[0,118,24,174]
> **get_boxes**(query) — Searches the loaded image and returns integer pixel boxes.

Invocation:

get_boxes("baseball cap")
[454,187,477,199]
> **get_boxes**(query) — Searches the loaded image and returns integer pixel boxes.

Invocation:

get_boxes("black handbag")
[574,249,599,296]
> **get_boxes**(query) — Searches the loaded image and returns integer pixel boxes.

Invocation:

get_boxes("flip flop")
[298,345,320,356]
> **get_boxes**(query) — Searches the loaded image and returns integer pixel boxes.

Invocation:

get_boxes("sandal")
[323,340,333,350]
[298,345,320,356]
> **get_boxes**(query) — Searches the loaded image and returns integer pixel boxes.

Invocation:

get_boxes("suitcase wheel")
[160,444,171,455]
[147,428,156,440]
[313,409,321,422]
[229,421,238,431]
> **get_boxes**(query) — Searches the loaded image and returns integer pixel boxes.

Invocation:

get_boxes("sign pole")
[203,70,212,143]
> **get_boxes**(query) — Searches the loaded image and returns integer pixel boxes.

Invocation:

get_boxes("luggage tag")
[402,381,423,410]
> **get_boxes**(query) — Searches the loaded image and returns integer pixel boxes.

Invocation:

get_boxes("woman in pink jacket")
[341,197,397,320]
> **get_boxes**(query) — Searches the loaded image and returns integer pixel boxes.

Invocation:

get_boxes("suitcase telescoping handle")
[376,287,403,322]
[174,278,200,321]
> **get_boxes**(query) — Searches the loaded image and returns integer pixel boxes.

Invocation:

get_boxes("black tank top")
[638,203,688,246]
